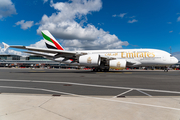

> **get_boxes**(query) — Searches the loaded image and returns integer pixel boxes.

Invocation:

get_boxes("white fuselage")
[54,49,178,67]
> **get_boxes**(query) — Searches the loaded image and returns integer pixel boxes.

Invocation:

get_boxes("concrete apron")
[0,94,180,120]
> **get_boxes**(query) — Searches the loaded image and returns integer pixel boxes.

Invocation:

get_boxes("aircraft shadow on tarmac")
[10,70,168,74]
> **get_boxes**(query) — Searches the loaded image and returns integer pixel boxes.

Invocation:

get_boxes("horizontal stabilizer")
[2,42,10,51]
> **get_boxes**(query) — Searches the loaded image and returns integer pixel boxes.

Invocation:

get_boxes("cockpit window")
[170,54,173,57]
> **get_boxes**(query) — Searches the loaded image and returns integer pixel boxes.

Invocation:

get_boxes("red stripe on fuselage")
[50,38,64,50]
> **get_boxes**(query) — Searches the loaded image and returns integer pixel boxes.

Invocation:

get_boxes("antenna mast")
[170,46,172,54]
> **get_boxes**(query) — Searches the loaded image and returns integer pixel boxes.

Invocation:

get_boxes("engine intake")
[109,59,126,70]
[79,54,101,66]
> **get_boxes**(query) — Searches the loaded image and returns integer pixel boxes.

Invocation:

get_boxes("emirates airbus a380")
[4,30,178,72]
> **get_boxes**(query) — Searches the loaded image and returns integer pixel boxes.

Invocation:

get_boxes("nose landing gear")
[164,66,168,72]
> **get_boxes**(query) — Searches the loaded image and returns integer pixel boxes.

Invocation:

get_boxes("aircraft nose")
[174,57,179,64]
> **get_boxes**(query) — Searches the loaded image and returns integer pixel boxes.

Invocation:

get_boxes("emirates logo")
[87,57,92,64]
[117,61,121,67]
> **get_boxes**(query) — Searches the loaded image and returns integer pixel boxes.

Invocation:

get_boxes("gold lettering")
[121,52,126,58]
[126,52,128,58]
[137,52,139,57]
[147,52,155,57]
[106,51,156,58]
[105,53,118,56]
[114,53,118,56]
[134,51,136,57]
[147,52,150,57]
[144,52,147,58]
[139,52,143,57]
[126,52,134,58]
[152,53,155,57]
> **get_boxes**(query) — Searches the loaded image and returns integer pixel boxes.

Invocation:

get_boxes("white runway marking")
[136,90,152,97]
[1,79,180,95]
[114,89,133,98]
[0,85,180,111]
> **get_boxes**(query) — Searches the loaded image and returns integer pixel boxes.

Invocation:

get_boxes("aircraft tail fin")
[41,30,64,50]
[2,42,9,51]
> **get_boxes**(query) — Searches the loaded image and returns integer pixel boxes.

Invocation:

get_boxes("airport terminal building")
[0,54,69,68]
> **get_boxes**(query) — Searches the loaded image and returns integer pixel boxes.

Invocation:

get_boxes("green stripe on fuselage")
[41,32,53,44]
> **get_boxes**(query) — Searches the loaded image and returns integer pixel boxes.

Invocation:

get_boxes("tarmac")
[0,68,180,120]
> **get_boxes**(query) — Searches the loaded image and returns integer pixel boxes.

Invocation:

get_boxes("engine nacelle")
[109,59,126,70]
[79,54,101,66]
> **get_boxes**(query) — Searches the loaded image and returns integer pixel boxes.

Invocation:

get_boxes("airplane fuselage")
[54,49,178,67]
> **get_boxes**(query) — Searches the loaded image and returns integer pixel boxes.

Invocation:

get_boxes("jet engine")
[109,59,126,70]
[79,54,101,66]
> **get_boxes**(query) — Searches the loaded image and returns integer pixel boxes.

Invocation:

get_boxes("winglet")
[2,42,9,51]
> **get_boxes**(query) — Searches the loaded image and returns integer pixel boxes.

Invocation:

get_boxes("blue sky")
[0,0,180,58]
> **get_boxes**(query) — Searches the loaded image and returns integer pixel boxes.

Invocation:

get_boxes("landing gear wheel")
[104,68,109,72]
[97,68,102,72]
[164,67,168,72]
[93,68,98,72]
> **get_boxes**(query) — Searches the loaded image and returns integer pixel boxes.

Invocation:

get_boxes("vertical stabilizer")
[41,30,64,50]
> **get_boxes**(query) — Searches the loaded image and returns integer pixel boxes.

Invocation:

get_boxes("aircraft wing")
[10,46,76,54]
[10,45,87,59]
[99,55,116,60]
[126,60,141,66]
[24,51,54,58]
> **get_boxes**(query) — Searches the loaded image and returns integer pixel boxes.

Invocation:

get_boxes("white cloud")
[119,13,127,18]
[15,20,34,30]
[0,0,17,20]
[37,0,129,50]
[112,14,116,17]
[129,16,135,18]
[62,33,129,50]
[177,16,180,22]
[112,13,127,18]
[128,19,138,23]
[98,23,104,26]
[43,0,48,4]
[167,22,172,24]
[169,31,173,33]
[29,39,46,48]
